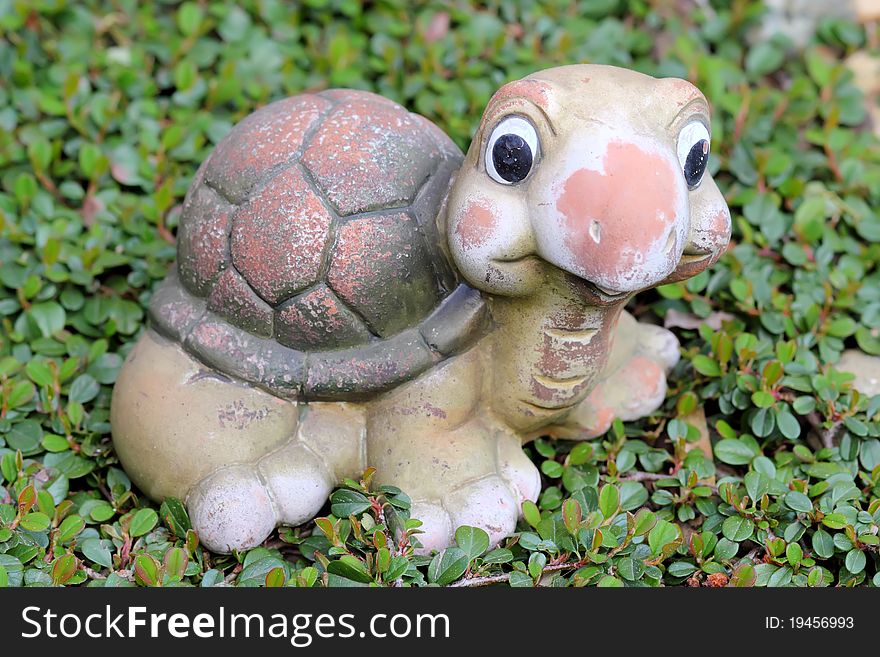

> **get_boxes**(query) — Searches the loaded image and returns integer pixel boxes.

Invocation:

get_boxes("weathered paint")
[662,174,731,283]
[328,212,439,337]
[533,300,623,405]
[275,284,371,351]
[206,267,275,338]
[231,167,332,304]
[204,94,331,204]
[553,139,684,293]
[302,93,441,216]
[177,173,233,296]
[454,198,498,250]
[445,183,541,297]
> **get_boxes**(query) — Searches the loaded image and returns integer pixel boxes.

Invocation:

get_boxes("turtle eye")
[676,121,710,190]
[485,116,539,184]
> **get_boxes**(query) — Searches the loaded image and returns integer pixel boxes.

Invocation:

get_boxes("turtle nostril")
[589,220,601,245]
[664,230,676,255]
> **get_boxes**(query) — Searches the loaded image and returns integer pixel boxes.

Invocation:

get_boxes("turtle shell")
[149,89,490,400]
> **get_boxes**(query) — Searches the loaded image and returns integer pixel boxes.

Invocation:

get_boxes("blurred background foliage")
[1,0,880,587]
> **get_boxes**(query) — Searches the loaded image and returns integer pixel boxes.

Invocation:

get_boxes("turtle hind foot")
[187,442,334,554]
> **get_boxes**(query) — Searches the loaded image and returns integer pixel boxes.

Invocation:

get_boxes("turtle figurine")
[111,64,731,554]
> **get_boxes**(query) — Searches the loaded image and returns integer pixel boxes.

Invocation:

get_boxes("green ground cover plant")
[1,0,879,587]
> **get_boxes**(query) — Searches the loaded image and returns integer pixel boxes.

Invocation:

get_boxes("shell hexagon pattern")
[110,64,730,555]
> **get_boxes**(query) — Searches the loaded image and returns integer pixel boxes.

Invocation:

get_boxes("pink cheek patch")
[454,198,499,251]
[692,205,731,256]
[712,207,732,241]
[555,141,680,288]
[706,206,732,262]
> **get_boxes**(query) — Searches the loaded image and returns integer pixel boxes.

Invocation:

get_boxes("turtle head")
[446,64,730,303]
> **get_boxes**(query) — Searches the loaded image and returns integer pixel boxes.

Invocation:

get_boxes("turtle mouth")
[491,254,541,268]
[588,281,629,299]
[520,398,578,414]
[659,252,713,285]
[566,274,631,306]
[680,252,712,265]
[491,255,632,304]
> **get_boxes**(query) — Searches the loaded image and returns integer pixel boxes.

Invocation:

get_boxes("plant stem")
[450,562,579,588]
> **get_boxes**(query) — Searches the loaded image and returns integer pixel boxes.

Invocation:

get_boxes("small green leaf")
[522,500,541,528]
[68,374,99,403]
[786,542,802,568]
[668,561,697,577]
[767,565,793,587]
[744,472,768,503]
[201,570,224,587]
[730,564,756,587]
[329,489,371,517]
[160,497,192,537]
[508,571,533,587]
[163,547,188,580]
[745,41,785,76]
[327,555,372,584]
[29,302,66,338]
[297,566,319,587]
[455,526,489,562]
[51,554,78,586]
[794,196,826,241]
[648,519,679,556]
[265,567,286,587]
[81,538,113,568]
[562,498,582,534]
[177,2,204,35]
[134,554,160,587]
[482,548,513,565]
[569,442,593,465]
[750,408,776,438]
[812,529,834,559]
[57,515,85,543]
[721,516,754,542]
[821,513,847,530]
[633,508,656,536]
[129,508,158,537]
[428,547,469,585]
[20,512,51,532]
[844,549,866,574]
[528,551,547,579]
[617,557,644,581]
[792,396,816,415]
[776,409,801,439]
[597,575,624,587]
[784,491,813,514]
[713,538,739,561]
[90,503,115,523]
[598,484,619,520]
[714,438,759,465]
[692,355,721,377]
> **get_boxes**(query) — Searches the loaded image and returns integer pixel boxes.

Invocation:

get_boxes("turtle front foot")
[412,477,519,555]
[188,442,334,553]
[561,312,680,439]
[408,432,539,554]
